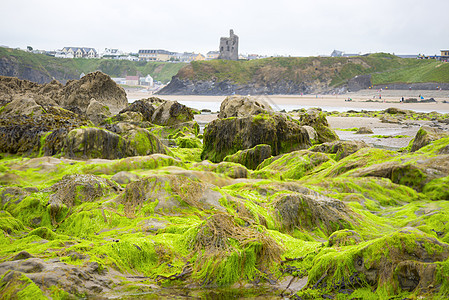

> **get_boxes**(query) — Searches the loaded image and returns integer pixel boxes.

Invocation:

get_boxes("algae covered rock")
[64,126,168,159]
[355,126,374,134]
[223,144,272,170]
[309,228,449,294]
[411,126,449,152]
[111,171,141,185]
[120,174,225,216]
[61,71,127,114]
[310,140,370,161]
[191,161,248,179]
[189,213,283,286]
[253,150,333,180]
[218,95,273,118]
[86,98,112,125]
[47,174,121,208]
[273,192,360,236]
[0,101,89,155]
[202,113,311,162]
[299,109,339,143]
[151,100,194,126]
[120,97,163,122]
[328,229,362,247]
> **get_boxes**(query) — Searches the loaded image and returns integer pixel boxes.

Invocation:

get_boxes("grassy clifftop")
[177,53,449,87]
[0,47,186,83]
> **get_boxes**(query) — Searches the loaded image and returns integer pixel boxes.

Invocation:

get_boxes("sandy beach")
[127,89,449,113]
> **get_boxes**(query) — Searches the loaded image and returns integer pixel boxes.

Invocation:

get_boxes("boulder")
[0,97,44,117]
[356,126,374,134]
[151,100,194,126]
[120,98,162,122]
[0,259,113,297]
[218,95,273,118]
[47,174,121,208]
[273,192,360,236]
[201,113,311,163]
[310,140,370,160]
[384,107,409,115]
[119,174,225,216]
[61,71,127,114]
[309,228,449,293]
[253,150,333,180]
[192,161,248,179]
[411,126,449,152]
[299,109,339,143]
[328,229,363,247]
[223,144,272,170]
[86,98,112,125]
[64,126,167,159]
[380,115,402,124]
[111,171,141,185]
[0,102,89,155]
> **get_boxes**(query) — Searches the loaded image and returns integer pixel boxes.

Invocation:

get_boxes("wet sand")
[127,90,449,113]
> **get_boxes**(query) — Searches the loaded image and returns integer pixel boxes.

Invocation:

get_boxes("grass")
[177,53,449,87]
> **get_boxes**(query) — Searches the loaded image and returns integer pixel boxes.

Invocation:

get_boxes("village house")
[206,51,219,60]
[61,47,98,58]
[138,49,175,61]
[125,76,139,86]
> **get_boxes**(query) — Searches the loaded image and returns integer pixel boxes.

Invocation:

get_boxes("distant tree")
[27,46,33,51]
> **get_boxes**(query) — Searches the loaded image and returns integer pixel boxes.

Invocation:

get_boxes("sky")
[1,0,448,57]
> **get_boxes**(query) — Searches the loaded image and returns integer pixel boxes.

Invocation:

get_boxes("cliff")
[158,53,449,95]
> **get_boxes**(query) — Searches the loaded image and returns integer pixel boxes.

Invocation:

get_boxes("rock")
[273,192,360,236]
[86,98,112,125]
[310,228,449,293]
[192,161,248,179]
[176,136,202,148]
[384,107,409,115]
[0,97,44,117]
[0,258,113,297]
[411,126,449,152]
[47,174,121,208]
[347,75,372,92]
[223,144,272,170]
[151,100,194,126]
[150,121,200,139]
[253,150,333,180]
[380,115,402,124]
[119,174,225,216]
[108,111,145,124]
[218,95,273,118]
[348,155,449,191]
[299,109,339,143]
[120,97,163,122]
[1,187,29,206]
[328,229,362,247]
[0,100,90,155]
[64,127,128,159]
[111,171,140,185]
[201,113,311,162]
[302,125,318,142]
[356,127,374,134]
[61,71,127,114]
[64,126,167,159]
[310,140,370,160]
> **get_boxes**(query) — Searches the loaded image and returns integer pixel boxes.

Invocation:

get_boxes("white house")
[61,47,98,58]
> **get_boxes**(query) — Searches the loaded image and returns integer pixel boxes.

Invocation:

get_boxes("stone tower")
[218,29,238,60]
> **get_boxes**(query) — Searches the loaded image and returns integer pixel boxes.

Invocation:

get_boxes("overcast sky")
[1,0,448,56]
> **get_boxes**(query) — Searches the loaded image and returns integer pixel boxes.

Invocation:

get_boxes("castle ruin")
[218,29,238,60]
